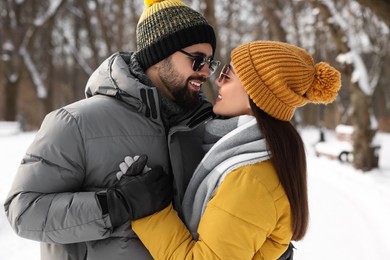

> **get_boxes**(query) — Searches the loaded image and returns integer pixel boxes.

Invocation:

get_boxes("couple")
[4,0,341,259]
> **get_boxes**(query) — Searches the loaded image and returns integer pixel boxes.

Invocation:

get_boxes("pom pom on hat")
[305,62,341,104]
[144,0,164,7]
[231,41,342,121]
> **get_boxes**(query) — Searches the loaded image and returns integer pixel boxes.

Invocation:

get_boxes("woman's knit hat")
[231,41,341,121]
[136,0,216,70]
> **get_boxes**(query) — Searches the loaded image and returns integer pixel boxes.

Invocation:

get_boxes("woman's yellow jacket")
[132,160,292,259]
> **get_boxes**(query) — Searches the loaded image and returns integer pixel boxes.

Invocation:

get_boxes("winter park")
[2,0,390,259]
[1,124,390,259]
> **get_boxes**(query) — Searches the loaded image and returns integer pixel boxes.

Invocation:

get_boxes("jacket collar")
[85,51,214,128]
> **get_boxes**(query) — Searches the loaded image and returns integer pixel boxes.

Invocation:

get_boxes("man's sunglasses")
[179,50,220,75]
[217,64,232,82]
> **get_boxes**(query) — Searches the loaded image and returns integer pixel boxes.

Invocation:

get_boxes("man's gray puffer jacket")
[4,52,214,260]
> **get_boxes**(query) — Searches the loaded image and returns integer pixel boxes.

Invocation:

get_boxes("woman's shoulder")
[230,160,279,187]
[222,160,288,205]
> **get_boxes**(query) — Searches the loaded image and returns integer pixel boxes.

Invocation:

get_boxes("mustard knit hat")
[136,0,216,70]
[231,41,341,121]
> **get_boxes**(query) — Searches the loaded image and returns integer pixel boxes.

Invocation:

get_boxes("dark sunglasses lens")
[192,57,205,71]
[218,64,230,81]
[222,64,230,74]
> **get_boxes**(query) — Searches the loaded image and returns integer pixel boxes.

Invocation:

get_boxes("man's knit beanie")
[136,0,216,70]
[231,41,342,121]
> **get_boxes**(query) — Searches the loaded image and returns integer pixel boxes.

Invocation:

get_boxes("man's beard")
[159,59,204,109]
[171,79,201,109]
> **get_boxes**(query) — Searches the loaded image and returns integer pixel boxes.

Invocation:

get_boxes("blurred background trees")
[1,0,390,170]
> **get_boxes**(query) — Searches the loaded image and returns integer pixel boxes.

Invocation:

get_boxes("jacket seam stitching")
[21,217,108,233]
[207,201,271,234]
[60,108,86,173]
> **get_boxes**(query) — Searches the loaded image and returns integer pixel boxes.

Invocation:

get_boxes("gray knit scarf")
[182,115,271,239]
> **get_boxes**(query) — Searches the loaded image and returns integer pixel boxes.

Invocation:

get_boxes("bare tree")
[314,0,379,170]
[262,1,287,42]
[1,0,64,121]
[1,0,23,121]
[199,0,218,102]
[354,0,390,27]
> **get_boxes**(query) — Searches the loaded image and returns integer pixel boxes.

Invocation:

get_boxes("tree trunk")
[315,0,378,171]
[1,0,23,121]
[93,0,113,54]
[79,1,100,68]
[42,21,54,115]
[4,80,19,121]
[200,0,217,102]
[350,84,378,170]
[263,1,287,42]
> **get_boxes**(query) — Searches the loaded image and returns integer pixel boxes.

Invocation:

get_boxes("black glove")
[104,155,172,228]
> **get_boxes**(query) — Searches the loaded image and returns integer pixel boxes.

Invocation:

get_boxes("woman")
[123,41,341,259]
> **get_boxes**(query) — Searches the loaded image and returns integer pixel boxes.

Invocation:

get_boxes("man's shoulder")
[54,96,137,125]
[63,96,113,115]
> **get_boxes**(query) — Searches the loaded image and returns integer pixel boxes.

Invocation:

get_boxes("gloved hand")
[104,155,172,228]
[116,155,151,180]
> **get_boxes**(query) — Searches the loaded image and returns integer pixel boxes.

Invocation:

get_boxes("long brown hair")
[250,99,308,240]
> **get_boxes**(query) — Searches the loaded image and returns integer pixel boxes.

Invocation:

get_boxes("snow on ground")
[294,128,390,259]
[0,128,40,259]
[0,123,389,259]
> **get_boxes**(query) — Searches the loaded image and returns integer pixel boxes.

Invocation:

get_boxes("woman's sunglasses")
[179,50,220,75]
[217,64,232,82]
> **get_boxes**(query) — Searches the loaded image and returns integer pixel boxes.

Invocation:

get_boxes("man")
[4,0,218,259]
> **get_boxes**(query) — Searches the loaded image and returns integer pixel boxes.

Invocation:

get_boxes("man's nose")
[197,65,211,78]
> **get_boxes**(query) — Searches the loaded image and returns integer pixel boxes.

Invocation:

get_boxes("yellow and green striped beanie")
[136,0,216,70]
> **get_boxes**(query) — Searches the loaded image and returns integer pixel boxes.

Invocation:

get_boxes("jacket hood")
[85,52,160,115]
[87,53,141,95]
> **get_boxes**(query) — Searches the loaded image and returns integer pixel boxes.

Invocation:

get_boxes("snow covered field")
[294,128,390,259]
[1,124,389,259]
